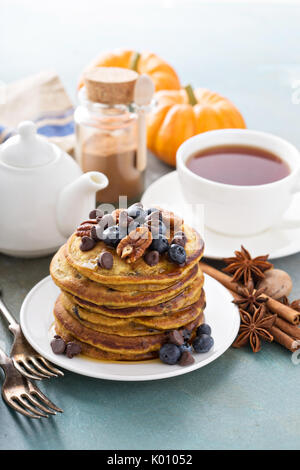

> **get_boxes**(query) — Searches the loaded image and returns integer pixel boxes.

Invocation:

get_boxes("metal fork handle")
[0,297,19,330]
[0,345,13,371]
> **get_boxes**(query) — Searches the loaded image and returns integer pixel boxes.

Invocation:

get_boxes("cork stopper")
[84,67,139,105]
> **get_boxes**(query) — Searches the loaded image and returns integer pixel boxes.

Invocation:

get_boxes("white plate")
[20,275,240,382]
[142,171,300,260]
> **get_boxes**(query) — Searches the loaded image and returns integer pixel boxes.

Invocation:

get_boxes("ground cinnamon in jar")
[75,67,145,205]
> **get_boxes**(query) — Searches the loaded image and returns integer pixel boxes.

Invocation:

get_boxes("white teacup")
[176,129,300,236]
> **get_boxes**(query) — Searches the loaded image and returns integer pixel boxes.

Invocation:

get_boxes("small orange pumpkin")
[147,85,246,166]
[78,49,181,92]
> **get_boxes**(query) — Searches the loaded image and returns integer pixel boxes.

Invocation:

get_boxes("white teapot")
[0,121,108,257]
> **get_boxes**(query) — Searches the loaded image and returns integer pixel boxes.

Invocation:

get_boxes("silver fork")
[0,295,64,380]
[0,345,63,419]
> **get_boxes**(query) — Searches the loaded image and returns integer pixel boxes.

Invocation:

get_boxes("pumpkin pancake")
[66,223,204,286]
[54,296,203,356]
[64,269,204,318]
[50,246,200,307]
[60,290,205,335]
[55,321,158,361]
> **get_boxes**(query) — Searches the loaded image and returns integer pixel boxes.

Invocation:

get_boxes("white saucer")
[142,171,300,260]
[20,275,239,382]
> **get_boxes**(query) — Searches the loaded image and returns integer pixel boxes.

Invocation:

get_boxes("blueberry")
[159,343,181,365]
[158,221,166,235]
[179,343,193,354]
[146,208,161,217]
[150,235,169,254]
[149,221,166,237]
[197,323,212,336]
[168,244,186,264]
[192,334,214,353]
[102,225,121,247]
[128,204,146,221]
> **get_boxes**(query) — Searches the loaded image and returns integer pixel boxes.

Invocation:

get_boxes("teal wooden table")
[1,0,300,450]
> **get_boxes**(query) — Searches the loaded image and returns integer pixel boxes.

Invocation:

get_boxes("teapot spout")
[57,171,109,238]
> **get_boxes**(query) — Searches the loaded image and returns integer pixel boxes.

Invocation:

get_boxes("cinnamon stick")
[270,326,300,352]
[199,262,300,325]
[274,316,300,341]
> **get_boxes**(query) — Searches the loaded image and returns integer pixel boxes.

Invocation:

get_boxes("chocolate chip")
[172,231,187,247]
[72,305,81,319]
[174,230,187,240]
[168,330,184,346]
[51,337,66,355]
[144,250,160,266]
[179,350,195,366]
[89,209,104,219]
[80,236,96,251]
[171,237,185,247]
[97,251,113,270]
[91,225,103,241]
[66,342,82,359]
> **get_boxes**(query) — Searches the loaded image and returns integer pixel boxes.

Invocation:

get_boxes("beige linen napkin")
[0,70,75,154]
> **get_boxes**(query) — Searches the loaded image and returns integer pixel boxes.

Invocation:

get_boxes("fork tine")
[38,357,64,376]
[17,396,49,418]
[19,359,50,380]
[12,360,44,381]
[5,397,42,419]
[26,393,56,415]
[31,389,63,413]
[22,359,50,379]
[29,358,58,378]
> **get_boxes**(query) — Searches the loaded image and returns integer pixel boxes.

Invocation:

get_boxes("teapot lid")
[0,121,55,168]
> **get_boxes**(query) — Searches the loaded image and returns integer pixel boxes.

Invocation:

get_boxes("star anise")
[233,286,267,314]
[233,304,276,353]
[223,245,273,286]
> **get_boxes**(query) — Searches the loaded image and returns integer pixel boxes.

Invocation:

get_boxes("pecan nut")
[116,227,152,263]
[112,209,133,226]
[159,210,183,239]
[161,210,183,232]
[76,220,98,238]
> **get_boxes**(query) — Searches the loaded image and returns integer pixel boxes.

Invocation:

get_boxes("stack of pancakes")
[50,223,206,361]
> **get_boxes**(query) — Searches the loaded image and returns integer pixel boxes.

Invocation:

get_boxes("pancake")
[64,270,204,318]
[50,246,200,308]
[103,280,178,292]
[54,296,203,356]
[66,223,204,286]
[55,321,158,361]
[60,290,206,335]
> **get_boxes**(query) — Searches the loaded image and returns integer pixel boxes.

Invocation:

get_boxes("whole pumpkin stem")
[130,52,140,71]
[185,84,197,106]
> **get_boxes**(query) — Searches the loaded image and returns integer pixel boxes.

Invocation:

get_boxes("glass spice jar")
[74,68,145,205]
